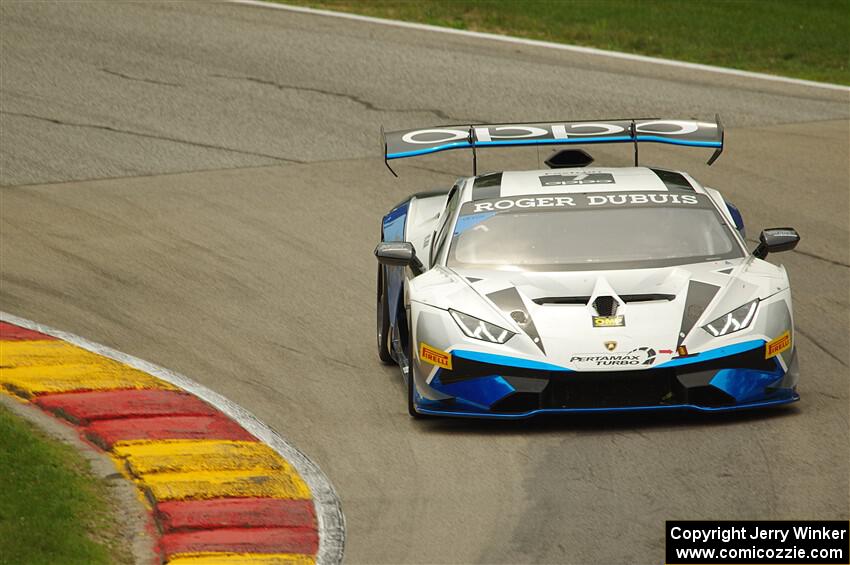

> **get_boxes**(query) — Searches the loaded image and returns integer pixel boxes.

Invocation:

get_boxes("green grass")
[0,405,123,565]
[283,0,850,85]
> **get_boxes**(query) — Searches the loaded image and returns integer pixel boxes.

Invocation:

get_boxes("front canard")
[419,342,452,370]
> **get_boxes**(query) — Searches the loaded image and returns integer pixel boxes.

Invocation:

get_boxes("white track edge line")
[231,0,850,93]
[0,311,345,565]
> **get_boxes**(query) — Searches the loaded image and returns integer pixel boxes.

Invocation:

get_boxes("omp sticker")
[419,343,452,370]
[592,315,625,328]
[765,331,791,359]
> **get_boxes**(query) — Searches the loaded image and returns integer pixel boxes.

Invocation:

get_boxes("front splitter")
[414,393,800,419]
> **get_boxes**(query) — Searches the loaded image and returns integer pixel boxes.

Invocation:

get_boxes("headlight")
[450,309,515,344]
[702,299,759,337]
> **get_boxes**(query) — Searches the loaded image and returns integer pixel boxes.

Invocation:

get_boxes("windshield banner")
[467,192,709,214]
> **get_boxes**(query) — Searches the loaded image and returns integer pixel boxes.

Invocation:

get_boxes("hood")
[411,257,788,370]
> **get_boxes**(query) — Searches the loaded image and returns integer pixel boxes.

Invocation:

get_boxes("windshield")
[447,192,744,271]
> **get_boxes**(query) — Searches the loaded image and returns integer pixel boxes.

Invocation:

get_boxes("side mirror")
[374,242,425,275]
[753,227,800,259]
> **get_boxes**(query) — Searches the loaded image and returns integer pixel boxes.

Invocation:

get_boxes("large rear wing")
[382,116,723,176]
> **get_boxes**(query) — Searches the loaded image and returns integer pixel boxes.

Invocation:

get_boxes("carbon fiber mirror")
[375,242,425,275]
[754,228,799,259]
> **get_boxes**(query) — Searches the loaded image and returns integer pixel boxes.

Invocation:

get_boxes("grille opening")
[450,346,771,413]
[489,369,740,413]
[543,370,676,408]
[672,381,735,406]
[491,392,540,413]
[593,295,617,316]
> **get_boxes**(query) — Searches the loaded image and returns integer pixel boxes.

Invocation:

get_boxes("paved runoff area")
[0,320,320,564]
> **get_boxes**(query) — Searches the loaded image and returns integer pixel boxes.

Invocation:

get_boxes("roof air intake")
[544,149,594,168]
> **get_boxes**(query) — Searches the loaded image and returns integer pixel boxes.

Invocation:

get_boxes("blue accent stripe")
[383,200,409,225]
[429,373,515,410]
[656,340,764,368]
[635,135,722,147]
[414,394,799,419]
[725,202,745,231]
[451,349,571,372]
[387,141,472,159]
[453,339,765,373]
[710,367,784,403]
[386,136,721,160]
[454,211,496,235]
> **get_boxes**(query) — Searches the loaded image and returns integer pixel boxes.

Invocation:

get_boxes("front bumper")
[414,341,799,419]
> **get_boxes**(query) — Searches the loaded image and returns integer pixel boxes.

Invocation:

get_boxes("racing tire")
[376,265,393,364]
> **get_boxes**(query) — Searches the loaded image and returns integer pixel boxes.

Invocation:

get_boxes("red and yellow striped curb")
[166,554,315,565]
[0,321,318,564]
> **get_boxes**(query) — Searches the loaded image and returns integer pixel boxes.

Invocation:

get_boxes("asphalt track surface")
[1,2,848,563]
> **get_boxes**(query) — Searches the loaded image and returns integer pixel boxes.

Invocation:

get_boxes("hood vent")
[593,295,618,317]
[650,168,695,191]
[486,287,545,354]
[532,296,589,305]
[533,294,675,306]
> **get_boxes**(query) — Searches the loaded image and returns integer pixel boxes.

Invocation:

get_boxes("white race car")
[375,118,800,418]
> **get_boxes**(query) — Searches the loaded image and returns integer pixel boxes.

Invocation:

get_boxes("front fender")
[381,189,451,363]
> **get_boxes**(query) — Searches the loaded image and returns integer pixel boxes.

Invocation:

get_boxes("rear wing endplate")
[382,116,723,176]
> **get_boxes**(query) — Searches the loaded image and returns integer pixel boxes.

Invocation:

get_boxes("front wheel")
[376,265,393,364]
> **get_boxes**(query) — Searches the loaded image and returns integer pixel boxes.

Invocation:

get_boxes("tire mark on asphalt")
[746,118,850,138]
[744,238,849,268]
[0,272,75,304]
[796,327,849,368]
[408,163,469,177]
[100,68,181,87]
[790,248,849,268]
[0,110,304,164]
[814,391,843,400]
[265,341,364,371]
[754,436,778,514]
[0,273,145,337]
[210,73,488,123]
[41,240,141,288]
[0,162,293,189]
[0,216,140,287]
